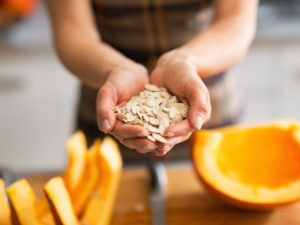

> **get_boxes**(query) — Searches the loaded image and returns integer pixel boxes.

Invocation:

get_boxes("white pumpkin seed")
[145,84,160,92]
[159,87,167,91]
[115,113,127,120]
[128,119,144,126]
[147,125,161,133]
[170,115,182,124]
[147,135,156,142]
[152,133,168,143]
[114,84,190,146]
[169,107,177,119]
[146,96,156,107]
[149,117,159,126]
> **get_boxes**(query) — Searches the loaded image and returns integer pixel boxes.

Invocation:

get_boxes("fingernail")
[194,116,203,130]
[143,144,158,151]
[102,119,110,133]
[164,132,175,137]
[137,131,148,137]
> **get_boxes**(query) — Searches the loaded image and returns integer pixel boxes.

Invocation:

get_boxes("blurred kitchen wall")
[0,1,79,173]
[233,0,300,123]
[0,0,300,172]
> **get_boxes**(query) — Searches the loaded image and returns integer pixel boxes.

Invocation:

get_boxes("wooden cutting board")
[26,165,300,225]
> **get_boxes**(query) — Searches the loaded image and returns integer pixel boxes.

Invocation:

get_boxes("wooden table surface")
[25,165,300,225]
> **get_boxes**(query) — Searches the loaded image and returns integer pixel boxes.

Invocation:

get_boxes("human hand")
[96,62,160,153]
[149,49,211,155]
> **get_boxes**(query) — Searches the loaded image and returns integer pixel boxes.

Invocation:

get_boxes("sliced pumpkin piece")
[63,131,87,197]
[44,177,80,225]
[35,197,50,217]
[191,120,300,210]
[0,179,11,225]
[81,136,122,225]
[73,139,101,216]
[39,211,55,225]
[6,179,42,225]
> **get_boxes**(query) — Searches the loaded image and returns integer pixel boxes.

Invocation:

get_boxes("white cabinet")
[0,48,79,172]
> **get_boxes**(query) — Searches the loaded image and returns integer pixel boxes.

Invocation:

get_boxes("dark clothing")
[76,0,241,163]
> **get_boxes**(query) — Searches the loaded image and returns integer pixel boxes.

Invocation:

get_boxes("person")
[46,0,258,161]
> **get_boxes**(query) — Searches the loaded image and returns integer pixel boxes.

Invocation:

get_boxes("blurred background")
[0,0,300,173]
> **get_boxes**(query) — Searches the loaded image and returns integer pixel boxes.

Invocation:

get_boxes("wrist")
[157,48,198,71]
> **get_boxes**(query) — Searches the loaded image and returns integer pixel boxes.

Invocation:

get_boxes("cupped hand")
[96,62,159,153]
[149,49,211,155]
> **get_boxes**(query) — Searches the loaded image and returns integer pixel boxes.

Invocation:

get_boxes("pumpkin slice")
[35,197,50,217]
[73,139,101,216]
[39,211,55,225]
[44,177,80,225]
[81,136,122,225]
[0,179,11,225]
[6,179,42,225]
[63,131,87,197]
[191,120,300,210]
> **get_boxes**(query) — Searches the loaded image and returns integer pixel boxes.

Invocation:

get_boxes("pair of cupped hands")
[96,50,211,156]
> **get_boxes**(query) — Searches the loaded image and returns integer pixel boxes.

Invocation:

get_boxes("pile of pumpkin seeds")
[114,84,190,143]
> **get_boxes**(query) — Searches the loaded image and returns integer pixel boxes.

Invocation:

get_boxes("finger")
[121,138,159,153]
[157,133,191,151]
[185,79,211,130]
[96,82,118,133]
[154,145,174,156]
[149,67,165,87]
[163,119,195,137]
[110,120,149,141]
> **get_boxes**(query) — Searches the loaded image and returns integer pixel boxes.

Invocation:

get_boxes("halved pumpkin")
[63,131,87,197]
[44,177,80,225]
[81,136,122,225]
[6,179,42,225]
[191,120,300,210]
[0,179,11,225]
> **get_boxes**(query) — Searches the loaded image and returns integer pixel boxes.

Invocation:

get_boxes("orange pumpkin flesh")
[2,132,121,225]
[0,179,11,225]
[6,179,42,225]
[73,139,101,216]
[44,177,80,225]
[191,120,300,210]
[63,131,87,197]
[81,136,122,225]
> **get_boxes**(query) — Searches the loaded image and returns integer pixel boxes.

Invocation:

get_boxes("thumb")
[96,83,118,133]
[186,81,211,130]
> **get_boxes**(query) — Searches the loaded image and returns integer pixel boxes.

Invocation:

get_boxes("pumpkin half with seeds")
[191,120,300,210]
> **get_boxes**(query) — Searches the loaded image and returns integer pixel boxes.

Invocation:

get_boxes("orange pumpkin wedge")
[35,197,50,217]
[73,139,101,216]
[44,177,80,225]
[191,120,300,210]
[0,179,11,225]
[6,179,42,225]
[63,131,87,197]
[81,136,122,225]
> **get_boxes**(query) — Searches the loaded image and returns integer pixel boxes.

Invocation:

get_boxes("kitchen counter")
[25,165,300,225]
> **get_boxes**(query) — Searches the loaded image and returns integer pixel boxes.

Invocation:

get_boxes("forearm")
[54,29,135,88]
[46,0,139,89]
[178,1,258,78]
